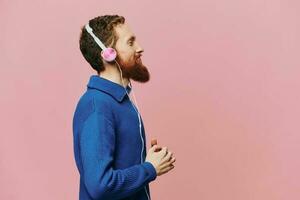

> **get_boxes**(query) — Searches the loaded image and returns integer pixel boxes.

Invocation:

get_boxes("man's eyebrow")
[127,35,136,41]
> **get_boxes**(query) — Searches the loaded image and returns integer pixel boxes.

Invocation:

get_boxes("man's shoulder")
[74,90,115,121]
[79,89,115,105]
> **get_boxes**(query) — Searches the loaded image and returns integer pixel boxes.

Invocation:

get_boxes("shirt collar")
[87,75,132,103]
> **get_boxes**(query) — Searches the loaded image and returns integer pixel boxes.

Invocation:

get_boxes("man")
[73,15,176,200]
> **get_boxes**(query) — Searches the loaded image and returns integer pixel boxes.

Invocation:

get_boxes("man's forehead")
[114,23,135,40]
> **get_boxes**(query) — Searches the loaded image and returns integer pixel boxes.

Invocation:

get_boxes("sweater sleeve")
[79,110,157,200]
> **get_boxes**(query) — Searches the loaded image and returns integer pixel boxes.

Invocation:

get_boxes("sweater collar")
[87,75,132,103]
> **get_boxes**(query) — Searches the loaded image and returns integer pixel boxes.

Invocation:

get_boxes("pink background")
[1,0,300,199]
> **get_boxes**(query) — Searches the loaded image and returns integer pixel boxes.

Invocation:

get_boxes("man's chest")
[112,102,147,166]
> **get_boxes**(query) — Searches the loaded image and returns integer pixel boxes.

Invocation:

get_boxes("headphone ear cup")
[101,47,117,62]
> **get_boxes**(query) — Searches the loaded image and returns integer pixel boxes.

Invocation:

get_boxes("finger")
[161,151,173,164]
[155,146,162,152]
[160,164,175,174]
[159,147,168,156]
[160,157,176,169]
[151,139,157,147]
[154,146,162,152]
[149,145,158,152]
[169,157,176,164]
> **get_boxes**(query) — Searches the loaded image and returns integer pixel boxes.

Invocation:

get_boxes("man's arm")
[79,110,157,200]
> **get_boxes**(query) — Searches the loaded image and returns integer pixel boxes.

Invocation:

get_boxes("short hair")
[79,15,125,74]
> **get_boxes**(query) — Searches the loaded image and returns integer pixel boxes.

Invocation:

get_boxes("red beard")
[116,56,150,83]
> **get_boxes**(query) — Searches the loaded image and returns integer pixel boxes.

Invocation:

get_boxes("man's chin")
[130,74,150,83]
[120,62,150,83]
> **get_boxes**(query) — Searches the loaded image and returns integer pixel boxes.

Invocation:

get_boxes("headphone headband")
[84,23,117,62]
[84,23,107,50]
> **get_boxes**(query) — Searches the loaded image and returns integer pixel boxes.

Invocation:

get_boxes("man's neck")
[98,63,130,87]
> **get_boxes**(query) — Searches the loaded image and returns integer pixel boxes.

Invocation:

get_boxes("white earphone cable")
[115,60,151,200]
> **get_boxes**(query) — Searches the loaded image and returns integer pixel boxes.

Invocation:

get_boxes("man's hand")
[145,139,176,176]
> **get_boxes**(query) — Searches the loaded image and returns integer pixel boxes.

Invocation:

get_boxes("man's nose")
[136,42,144,54]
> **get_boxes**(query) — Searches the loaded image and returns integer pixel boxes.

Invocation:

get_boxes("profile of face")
[113,23,150,83]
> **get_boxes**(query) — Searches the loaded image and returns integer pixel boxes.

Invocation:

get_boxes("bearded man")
[72,15,176,200]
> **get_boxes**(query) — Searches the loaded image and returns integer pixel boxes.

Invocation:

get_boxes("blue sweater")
[72,75,157,200]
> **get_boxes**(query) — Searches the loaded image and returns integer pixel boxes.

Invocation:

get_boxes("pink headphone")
[85,23,117,62]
